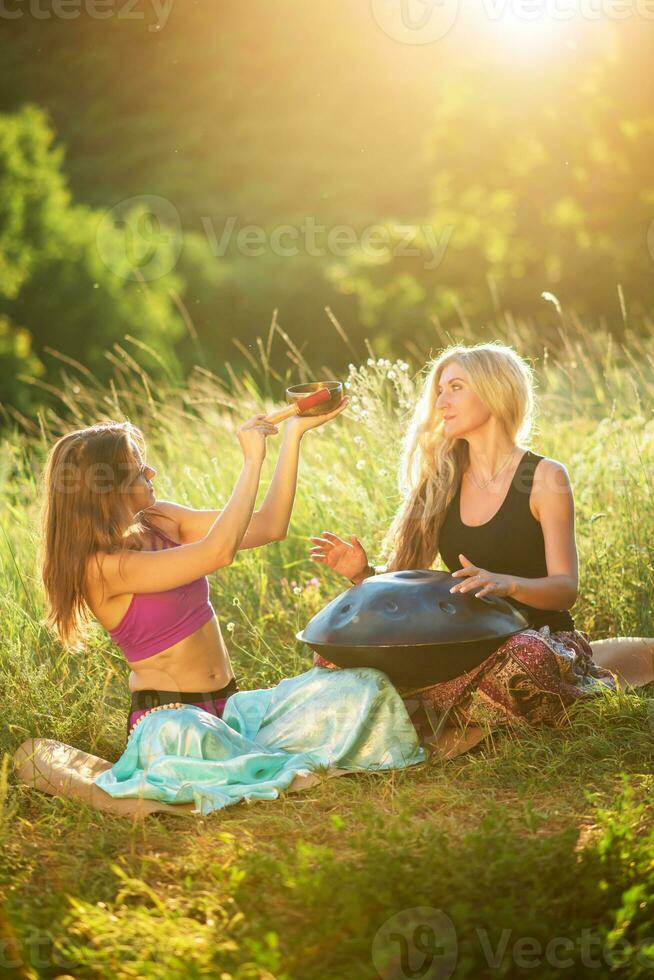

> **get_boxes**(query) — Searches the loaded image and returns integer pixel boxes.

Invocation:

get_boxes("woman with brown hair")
[310,342,654,757]
[39,404,347,738]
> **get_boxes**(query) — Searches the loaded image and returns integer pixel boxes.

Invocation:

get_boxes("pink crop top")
[107,519,216,663]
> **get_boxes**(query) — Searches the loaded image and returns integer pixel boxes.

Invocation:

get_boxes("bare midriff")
[86,525,235,695]
[126,615,235,694]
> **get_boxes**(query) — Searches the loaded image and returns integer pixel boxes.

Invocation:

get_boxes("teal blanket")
[95,667,427,815]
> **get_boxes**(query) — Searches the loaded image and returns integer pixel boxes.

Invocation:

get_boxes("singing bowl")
[297,569,529,688]
[285,381,343,416]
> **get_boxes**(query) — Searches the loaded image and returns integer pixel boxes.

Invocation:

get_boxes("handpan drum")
[297,569,528,688]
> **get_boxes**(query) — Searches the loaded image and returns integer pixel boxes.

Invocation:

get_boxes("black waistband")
[130,677,239,711]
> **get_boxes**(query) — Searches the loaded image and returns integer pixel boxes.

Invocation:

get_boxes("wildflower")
[226,622,235,632]
[293,586,303,595]
[308,577,320,588]
[356,460,366,470]
[354,435,364,445]
[232,596,240,606]
[367,358,375,366]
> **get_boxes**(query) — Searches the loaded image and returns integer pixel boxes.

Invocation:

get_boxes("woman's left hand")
[285,396,349,435]
[449,553,517,599]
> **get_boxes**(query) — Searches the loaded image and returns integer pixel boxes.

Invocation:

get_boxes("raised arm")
[253,398,349,540]
[149,397,349,549]
[91,415,276,598]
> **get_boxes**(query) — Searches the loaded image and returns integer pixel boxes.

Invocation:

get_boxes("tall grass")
[0,307,653,977]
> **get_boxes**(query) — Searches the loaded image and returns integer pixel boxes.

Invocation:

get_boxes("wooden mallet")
[264,387,333,425]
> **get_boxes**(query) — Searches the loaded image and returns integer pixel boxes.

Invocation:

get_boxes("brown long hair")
[382,342,537,571]
[38,419,167,650]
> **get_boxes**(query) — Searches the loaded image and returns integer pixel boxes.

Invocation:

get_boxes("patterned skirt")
[312,627,618,743]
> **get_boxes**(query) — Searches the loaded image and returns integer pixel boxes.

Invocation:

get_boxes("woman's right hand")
[309,531,370,582]
[237,414,279,463]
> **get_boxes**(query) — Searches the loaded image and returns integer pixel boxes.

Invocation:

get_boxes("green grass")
[1,311,654,978]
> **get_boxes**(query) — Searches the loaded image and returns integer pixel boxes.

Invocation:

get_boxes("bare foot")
[590,637,654,688]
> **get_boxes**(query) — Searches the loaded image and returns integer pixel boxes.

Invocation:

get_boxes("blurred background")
[1,0,653,423]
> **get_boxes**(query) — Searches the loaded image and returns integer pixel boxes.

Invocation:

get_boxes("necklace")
[467,447,519,491]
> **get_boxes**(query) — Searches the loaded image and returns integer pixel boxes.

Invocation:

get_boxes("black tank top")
[438,449,575,632]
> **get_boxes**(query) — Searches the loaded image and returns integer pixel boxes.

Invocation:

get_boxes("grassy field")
[1,311,654,978]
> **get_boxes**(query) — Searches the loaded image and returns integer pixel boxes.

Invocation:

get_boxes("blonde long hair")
[383,343,537,571]
[38,419,166,650]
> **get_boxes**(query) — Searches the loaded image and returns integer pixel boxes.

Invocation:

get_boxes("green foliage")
[3,10,654,417]
[333,41,654,343]
[0,105,187,419]
[0,103,70,301]
[0,315,45,417]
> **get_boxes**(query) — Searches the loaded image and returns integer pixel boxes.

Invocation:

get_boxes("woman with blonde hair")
[36,403,426,813]
[310,342,654,756]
